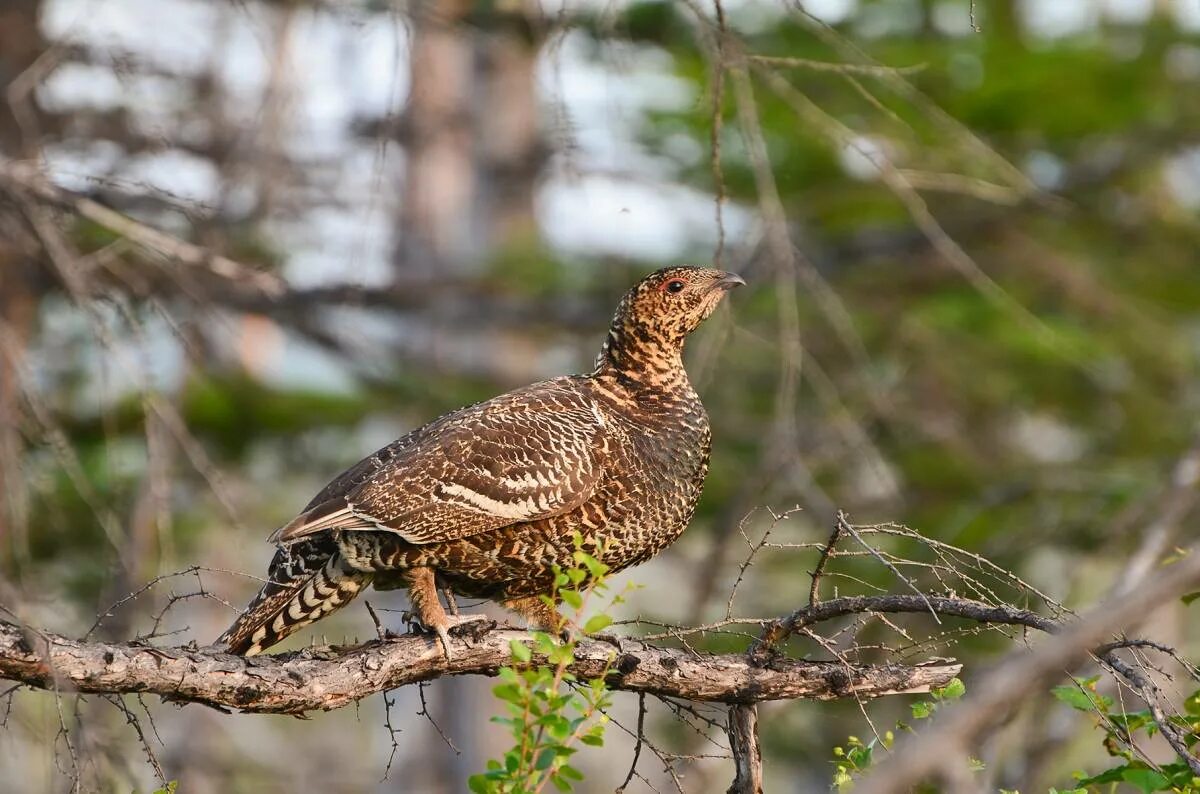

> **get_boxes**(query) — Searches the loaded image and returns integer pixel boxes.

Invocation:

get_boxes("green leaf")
[845,742,873,769]
[1110,710,1154,735]
[1182,591,1200,606]
[1051,677,1111,711]
[1122,767,1170,793]
[933,678,965,700]
[467,774,491,794]
[546,714,571,740]
[492,684,522,704]
[559,765,585,781]
[583,614,613,634]
[1051,684,1097,711]
[576,552,609,579]
[1184,689,1200,716]
[1076,766,1127,787]
[510,640,532,663]
[561,590,583,610]
[910,700,933,719]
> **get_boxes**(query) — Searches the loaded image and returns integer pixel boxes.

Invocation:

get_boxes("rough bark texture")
[0,620,961,716]
[726,704,764,794]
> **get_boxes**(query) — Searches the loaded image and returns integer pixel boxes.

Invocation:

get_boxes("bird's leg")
[441,584,460,616]
[502,595,567,640]
[503,594,626,652]
[404,567,488,661]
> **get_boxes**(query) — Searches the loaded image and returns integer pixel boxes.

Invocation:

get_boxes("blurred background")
[1,0,1199,791]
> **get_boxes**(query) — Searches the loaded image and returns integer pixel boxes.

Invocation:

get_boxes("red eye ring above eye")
[662,279,686,293]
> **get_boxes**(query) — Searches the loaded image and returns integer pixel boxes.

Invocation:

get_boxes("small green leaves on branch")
[832,678,968,790]
[470,536,632,794]
[1053,677,1200,792]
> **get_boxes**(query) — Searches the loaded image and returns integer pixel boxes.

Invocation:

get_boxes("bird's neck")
[593,323,690,394]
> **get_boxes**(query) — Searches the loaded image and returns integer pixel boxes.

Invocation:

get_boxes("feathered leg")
[404,566,489,661]
[217,540,372,655]
[501,595,564,634]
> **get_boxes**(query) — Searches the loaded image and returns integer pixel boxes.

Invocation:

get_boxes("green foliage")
[1050,675,1113,713]
[150,782,179,794]
[831,678,968,789]
[584,0,1200,588]
[469,535,633,794]
[181,373,374,459]
[1053,679,1200,792]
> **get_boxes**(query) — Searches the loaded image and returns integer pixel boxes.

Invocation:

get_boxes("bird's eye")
[665,280,685,293]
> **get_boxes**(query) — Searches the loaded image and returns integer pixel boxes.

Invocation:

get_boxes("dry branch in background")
[0,161,285,297]
[0,621,961,715]
[854,546,1200,793]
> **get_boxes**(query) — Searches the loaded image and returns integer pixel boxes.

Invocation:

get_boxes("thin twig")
[746,55,924,76]
[617,692,648,792]
[808,511,848,608]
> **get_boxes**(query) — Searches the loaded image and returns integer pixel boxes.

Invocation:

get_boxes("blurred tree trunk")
[0,0,44,567]
[395,0,543,279]
[395,3,546,789]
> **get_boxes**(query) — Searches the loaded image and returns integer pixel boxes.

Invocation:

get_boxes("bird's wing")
[270,381,608,545]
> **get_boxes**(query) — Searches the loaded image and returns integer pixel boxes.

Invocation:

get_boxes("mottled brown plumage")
[217,266,743,657]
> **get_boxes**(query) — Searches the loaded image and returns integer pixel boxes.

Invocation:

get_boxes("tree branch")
[0,160,285,298]
[726,704,764,794]
[0,621,961,716]
[853,548,1200,793]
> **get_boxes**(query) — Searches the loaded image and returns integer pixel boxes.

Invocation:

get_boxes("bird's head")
[598,266,744,379]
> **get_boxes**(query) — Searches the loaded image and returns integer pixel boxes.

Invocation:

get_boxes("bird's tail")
[217,550,373,655]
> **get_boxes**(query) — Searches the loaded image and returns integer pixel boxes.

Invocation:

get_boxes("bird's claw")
[421,614,494,661]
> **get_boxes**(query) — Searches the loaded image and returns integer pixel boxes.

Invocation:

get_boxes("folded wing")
[271,381,608,545]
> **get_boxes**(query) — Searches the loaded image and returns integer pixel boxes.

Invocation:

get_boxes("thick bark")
[727,705,764,794]
[0,621,961,716]
[0,0,44,564]
[397,1,542,278]
[0,0,44,157]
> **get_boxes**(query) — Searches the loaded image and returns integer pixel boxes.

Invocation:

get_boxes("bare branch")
[0,622,962,716]
[753,594,1058,660]
[745,55,924,76]
[853,548,1200,793]
[0,161,285,297]
[725,704,763,794]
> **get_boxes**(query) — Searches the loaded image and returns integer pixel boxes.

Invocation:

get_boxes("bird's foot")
[416,613,494,661]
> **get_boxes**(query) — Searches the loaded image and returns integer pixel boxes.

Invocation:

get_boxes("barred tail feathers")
[218,552,372,655]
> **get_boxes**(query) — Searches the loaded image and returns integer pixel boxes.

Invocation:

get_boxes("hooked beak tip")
[715,273,746,290]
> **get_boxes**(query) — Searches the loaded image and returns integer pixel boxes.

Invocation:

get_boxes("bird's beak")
[711,272,746,291]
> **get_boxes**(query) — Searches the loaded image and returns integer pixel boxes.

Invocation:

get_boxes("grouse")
[216,266,743,658]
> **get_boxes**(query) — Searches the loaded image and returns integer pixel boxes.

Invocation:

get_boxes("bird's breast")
[585,391,711,570]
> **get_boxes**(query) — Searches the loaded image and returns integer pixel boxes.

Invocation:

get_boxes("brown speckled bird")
[216,266,743,658]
